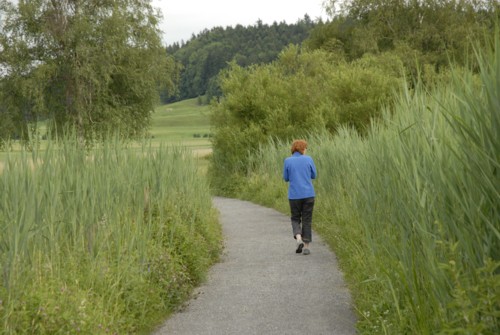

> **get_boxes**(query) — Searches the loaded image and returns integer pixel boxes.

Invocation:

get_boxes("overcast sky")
[151,0,327,45]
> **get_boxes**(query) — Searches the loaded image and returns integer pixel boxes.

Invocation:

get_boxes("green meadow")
[0,97,212,174]
[0,97,212,153]
[149,98,212,154]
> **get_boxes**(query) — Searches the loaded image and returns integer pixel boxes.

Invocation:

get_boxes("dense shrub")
[210,45,402,195]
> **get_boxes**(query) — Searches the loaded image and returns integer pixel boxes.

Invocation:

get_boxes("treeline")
[164,16,320,102]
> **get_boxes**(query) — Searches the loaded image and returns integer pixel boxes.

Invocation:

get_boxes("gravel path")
[153,197,357,335]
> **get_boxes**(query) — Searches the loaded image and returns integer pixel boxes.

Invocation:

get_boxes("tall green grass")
[0,138,221,333]
[237,38,499,333]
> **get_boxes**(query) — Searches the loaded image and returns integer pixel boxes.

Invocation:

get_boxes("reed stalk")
[0,136,221,333]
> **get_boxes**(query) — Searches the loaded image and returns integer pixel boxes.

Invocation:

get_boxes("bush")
[209,45,403,195]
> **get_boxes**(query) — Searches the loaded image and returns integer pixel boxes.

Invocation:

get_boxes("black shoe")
[296,242,304,254]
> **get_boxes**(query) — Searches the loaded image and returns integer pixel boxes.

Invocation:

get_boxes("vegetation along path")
[154,197,357,335]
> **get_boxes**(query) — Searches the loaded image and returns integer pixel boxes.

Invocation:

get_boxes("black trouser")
[289,197,315,243]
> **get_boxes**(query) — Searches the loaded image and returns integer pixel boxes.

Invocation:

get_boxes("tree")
[209,45,402,194]
[321,0,499,59]
[167,17,318,102]
[0,0,177,143]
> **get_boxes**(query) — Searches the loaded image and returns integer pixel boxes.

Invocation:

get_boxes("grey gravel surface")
[153,197,357,335]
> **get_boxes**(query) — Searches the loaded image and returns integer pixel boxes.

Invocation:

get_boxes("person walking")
[283,139,317,255]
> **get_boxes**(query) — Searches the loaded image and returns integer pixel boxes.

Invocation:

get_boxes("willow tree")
[0,0,177,143]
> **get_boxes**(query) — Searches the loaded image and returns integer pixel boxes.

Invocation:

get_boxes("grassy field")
[0,97,212,151]
[0,97,213,172]
[149,98,212,155]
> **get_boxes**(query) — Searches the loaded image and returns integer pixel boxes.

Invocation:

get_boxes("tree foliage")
[210,45,402,194]
[312,0,499,73]
[0,0,177,143]
[166,16,320,102]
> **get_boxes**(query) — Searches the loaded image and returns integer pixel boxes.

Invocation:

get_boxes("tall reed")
[238,37,499,333]
[0,137,221,333]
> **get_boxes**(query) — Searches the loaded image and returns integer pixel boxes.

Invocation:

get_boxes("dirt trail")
[154,197,357,335]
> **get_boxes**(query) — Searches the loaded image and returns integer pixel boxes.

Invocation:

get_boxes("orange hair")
[291,139,308,154]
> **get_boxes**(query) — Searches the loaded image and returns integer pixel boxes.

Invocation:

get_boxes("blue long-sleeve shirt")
[283,152,317,200]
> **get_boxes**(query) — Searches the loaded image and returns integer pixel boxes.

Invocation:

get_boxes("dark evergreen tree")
[165,15,320,102]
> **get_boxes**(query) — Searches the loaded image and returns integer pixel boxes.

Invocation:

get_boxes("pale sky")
[151,0,327,45]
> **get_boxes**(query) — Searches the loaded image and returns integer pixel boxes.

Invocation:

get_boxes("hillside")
[164,16,321,102]
[150,98,212,154]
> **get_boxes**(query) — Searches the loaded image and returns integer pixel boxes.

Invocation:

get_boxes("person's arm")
[283,160,289,182]
[310,159,317,180]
